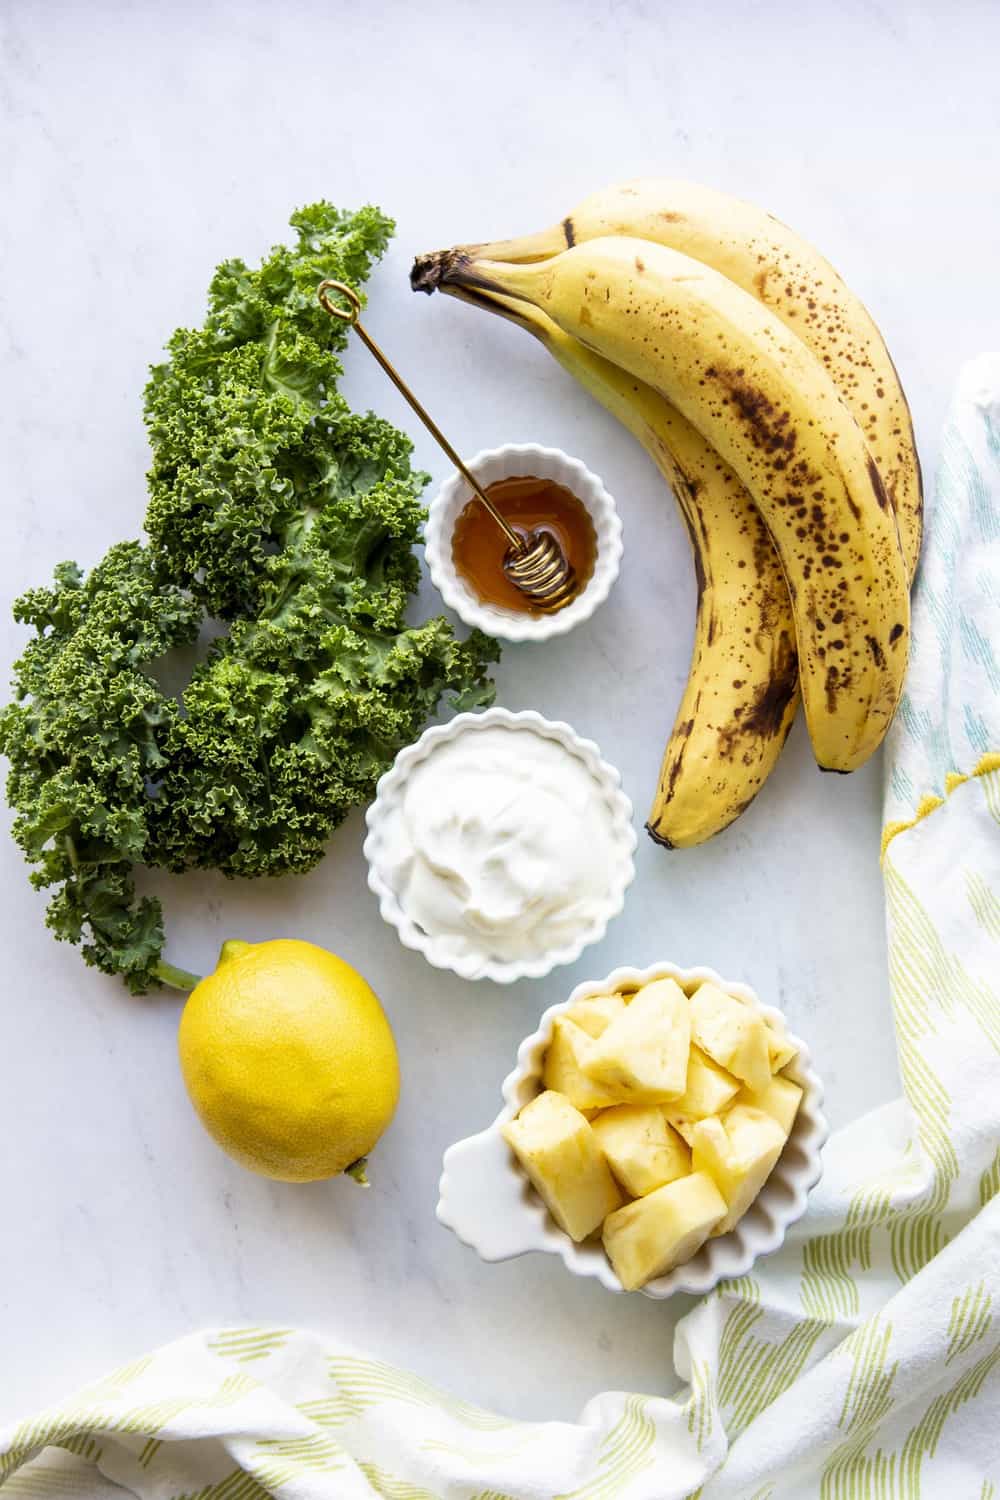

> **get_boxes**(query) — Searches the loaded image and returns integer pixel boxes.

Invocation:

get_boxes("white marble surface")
[1,0,997,1428]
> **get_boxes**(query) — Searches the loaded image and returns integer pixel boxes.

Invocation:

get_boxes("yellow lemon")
[178,938,400,1183]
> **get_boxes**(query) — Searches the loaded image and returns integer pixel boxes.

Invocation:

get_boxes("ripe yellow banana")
[445,285,799,845]
[433,237,909,773]
[412,177,922,580]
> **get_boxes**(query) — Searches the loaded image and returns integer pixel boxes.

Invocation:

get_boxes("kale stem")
[63,834,200,993]
[154,958,203,992]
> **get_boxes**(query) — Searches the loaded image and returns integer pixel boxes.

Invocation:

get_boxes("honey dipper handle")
[317,280,525,554]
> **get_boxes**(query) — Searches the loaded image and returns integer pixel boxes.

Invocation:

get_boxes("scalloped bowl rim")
[363,708,637,983]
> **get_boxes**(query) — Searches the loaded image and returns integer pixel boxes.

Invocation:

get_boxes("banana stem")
[410,225,566,294]
[413,252,537,312]
[410,248,465,294]
[155,958,203,992]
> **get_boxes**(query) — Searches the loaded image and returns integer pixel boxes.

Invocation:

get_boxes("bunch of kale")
[0,204,497,992]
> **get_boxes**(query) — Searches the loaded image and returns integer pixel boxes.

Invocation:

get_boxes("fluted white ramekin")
[363,708,636,983]
[425,443,623,642]
[438,961,828,1297]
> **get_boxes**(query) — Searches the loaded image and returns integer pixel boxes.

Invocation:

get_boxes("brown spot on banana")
[866,452,889,510]
[703,365,796,456]
[866,635,886,669]
[742,634,799,738]
[679,500,709,600]
[715,635,798,760]
[657,718,695,814]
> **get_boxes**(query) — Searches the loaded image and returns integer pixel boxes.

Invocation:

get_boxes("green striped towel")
[2,356,998,1498]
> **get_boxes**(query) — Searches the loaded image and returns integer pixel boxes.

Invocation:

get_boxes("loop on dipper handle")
[318,279,361,325]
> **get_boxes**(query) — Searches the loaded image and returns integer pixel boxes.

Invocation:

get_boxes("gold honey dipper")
[318,280,577,613]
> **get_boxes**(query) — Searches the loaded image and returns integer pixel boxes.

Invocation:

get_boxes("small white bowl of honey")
[425,443,623,642]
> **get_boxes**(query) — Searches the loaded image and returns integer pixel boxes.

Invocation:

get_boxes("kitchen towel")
[1,356,998,1498]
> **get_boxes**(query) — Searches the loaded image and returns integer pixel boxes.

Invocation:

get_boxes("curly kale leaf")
[2,203,498,992]
[0,546,202,992]
[143,201,398,620]
[150,479,498,878]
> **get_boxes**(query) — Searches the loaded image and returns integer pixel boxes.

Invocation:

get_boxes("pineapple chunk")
[691,1105,787,1236]
[764,1019,799,1074]
[543,1018,620,1111]
[689,983,771,1094]
[591,1104,691,1197]
[664,1045,740,1142]
[735,1074,803,1135]
[502,1091,623,1242]
[583,978,690,1103]
[566,993,628,1039]
[602,1171,726,1290]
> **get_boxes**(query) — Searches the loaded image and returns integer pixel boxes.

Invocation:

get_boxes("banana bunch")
[411,180,922,846]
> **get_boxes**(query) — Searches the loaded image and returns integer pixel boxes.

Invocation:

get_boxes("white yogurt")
[380,726,620,964]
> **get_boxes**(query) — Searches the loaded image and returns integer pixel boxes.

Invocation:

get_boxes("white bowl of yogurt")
[363,708,636,983]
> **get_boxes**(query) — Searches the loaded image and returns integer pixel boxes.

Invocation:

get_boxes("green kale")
[152,472,497,878]
[0,204,498,993]
[143,202,402,621]
[0,546,203,992]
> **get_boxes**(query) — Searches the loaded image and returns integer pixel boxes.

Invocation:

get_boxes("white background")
[1,0,998,1425]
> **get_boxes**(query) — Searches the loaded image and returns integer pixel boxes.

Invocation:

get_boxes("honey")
[450,475,597,615]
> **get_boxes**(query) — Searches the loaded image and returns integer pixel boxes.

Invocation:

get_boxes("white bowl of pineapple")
[437,961,827,1296]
